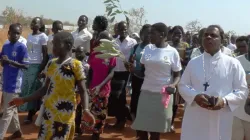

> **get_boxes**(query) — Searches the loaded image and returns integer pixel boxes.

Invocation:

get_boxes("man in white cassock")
[178,25,248,140]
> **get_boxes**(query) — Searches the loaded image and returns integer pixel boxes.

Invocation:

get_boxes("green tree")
[185,20,202,34]
[128,7,147,33]
[226,30,236,36]
[40,15,53,25]
[104,15,116,34]
[1,6,74,27]
[2,6,26,25]
[103,0,129,27]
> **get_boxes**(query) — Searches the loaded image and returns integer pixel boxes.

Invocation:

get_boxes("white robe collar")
[204,50,222,60]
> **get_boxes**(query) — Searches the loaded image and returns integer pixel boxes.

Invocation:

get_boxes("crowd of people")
[0,14,249,140]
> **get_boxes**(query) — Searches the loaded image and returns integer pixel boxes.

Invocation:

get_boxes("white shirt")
[227,43,237,51]
[190,47,233,60]
[140,44,182,92]
[221,46,233,57]
[47,34,54,56]
[234,54,250,122]
[71,28,92,53]
[4,36,27,47]
[114,36,137,71]
[27,33,48,64]
[190,47,202,59]
[178,50,248,140]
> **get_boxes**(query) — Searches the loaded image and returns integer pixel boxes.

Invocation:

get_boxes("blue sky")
[0,0,249,34]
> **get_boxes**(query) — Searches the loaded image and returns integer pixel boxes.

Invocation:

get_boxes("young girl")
[20,17,49,124]
[83,16,116,140]
[9,31,95,140]
[75,46,89,136]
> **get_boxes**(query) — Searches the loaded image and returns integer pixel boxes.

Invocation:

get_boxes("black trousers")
[130,75,144,116]
[109,71,130,123]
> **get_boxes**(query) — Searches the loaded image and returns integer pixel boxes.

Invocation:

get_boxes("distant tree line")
[1,6,74,27]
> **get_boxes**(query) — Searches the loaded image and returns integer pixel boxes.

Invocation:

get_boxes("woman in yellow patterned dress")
[9,32,95,140]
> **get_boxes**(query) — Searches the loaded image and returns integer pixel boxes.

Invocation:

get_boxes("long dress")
[20,33,48,111]
[37,58,85,140]
[178,50,248,140]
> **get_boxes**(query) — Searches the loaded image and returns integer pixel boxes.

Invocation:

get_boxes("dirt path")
[4,108,183,140]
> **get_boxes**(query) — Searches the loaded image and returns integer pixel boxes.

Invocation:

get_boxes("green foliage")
[94,39,126,62]
[128,7,147,33]
[103,0,129,25]
[185,20,202,34]
[103,1,149,34]
[2,6,26,25]
[226,30,236,36]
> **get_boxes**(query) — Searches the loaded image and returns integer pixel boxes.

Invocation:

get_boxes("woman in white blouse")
[20,17,49,124]
[131,23,182,140]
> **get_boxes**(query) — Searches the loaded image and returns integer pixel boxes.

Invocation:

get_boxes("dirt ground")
[4,108,183,140]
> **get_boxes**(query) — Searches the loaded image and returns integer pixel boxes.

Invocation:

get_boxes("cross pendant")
[203,82,210,91]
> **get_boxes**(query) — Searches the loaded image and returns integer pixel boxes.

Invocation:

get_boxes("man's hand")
[9,97,25,107]
[124,62,134,72]
[194,94,211,109]
[2,55,11,64]
[211,97,225,110]
[168,84,176,89]
[129,54,136,62]
[126,54,136,72]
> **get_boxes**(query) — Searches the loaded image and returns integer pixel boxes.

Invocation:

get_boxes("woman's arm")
[171,49,182,87]
[140,64,145,77]
[39,45,49,74]
[98,68,115,88]
[86,68,92,88]
[76,79,89,109]
[245,96,250,115]
[4,59,28,70]
[23,78,50,102]
[171,71,181,86]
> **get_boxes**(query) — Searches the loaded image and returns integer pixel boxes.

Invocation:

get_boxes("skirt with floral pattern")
[81,90,109,134]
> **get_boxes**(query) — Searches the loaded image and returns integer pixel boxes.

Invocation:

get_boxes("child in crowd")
[4,23,27,46]
[0,23,29,140]
[47,20,63,60]
[9,31,95,140]
[74,46,90,136]
[1,23,27,117]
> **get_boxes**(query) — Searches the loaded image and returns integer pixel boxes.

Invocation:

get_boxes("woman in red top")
[85,16,116,140]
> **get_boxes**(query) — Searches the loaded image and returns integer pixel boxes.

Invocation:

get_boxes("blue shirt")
[130,44,145,71]
[1,42,29,93]
[130,43,146,78]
